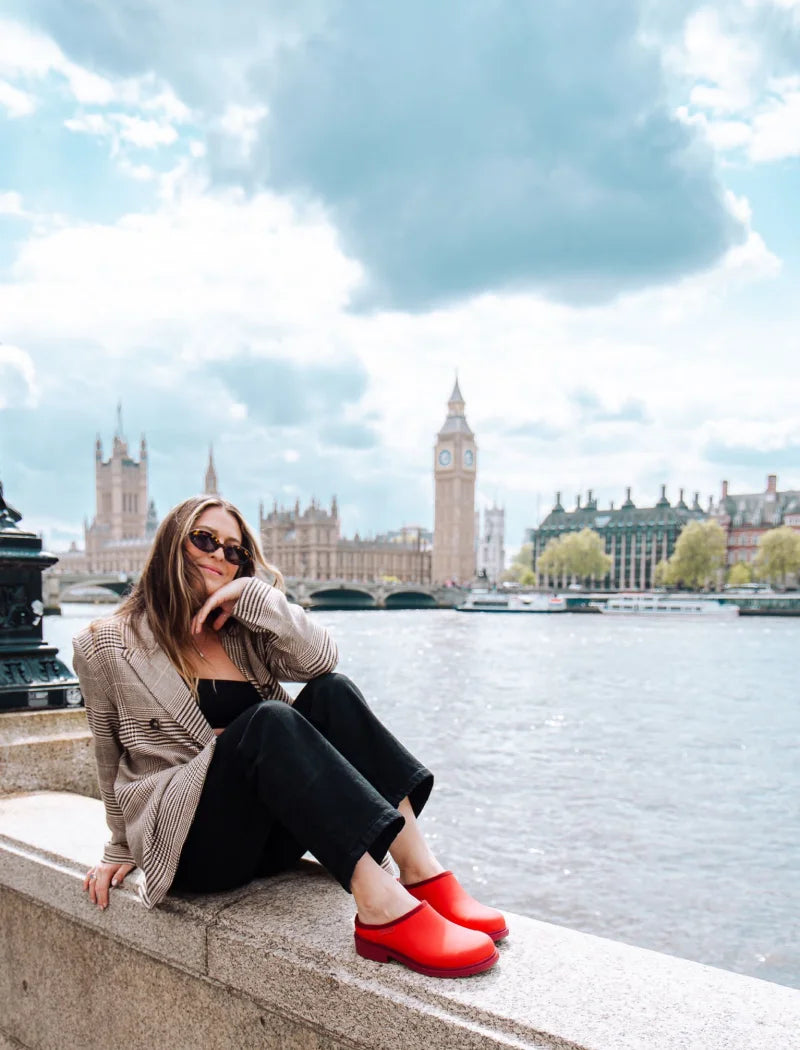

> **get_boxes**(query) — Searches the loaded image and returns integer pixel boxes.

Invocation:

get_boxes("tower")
[204,445,219,495]
[92,405,148,542]
[433,378,477,584]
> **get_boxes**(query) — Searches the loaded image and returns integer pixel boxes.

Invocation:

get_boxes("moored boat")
[456,589,566,613]
[598,595,739,618]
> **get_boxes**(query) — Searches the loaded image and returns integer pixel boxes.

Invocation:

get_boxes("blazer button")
[148,718,161,731]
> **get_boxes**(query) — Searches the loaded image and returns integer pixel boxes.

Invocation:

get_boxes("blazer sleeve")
[73,638,137,868]
[231,577,338,682]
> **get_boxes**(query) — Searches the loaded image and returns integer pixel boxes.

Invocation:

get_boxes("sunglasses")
[188,529,251,567]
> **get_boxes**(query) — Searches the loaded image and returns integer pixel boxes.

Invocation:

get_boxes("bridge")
[44,572,464,610]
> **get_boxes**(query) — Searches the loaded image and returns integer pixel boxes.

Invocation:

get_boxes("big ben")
[433,378,477,585]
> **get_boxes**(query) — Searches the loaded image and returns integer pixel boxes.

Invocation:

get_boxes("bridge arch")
[384,591,438,609]
[308,587,377,610]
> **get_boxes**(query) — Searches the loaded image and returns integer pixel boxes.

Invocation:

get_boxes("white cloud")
[215,103,268,162]
[749,78,800,161]
[0,344,39,409]
[0,78,36,117]
[0,191,25,216]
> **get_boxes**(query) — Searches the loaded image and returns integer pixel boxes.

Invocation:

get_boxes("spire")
[448,374,465,412]
[115,401,124,439]
[438,375,473,438]
[204,444,219,496]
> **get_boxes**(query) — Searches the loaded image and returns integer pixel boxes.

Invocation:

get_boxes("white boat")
[456,589,566,613]
[598,595,739,618]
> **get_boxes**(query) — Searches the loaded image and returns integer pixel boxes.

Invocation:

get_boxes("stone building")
[55,412,158,575]
[476,504,505,584]
[259,498,432,583]
[531,486,708,590]
[203,446,219,496]
[714,474,800,567]
[432,380,477,585]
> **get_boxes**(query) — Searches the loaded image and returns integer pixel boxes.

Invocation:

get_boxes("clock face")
[438,449,452,467]
[464,449,474,467]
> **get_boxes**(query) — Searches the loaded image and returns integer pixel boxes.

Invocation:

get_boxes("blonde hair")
[117,495,284,688]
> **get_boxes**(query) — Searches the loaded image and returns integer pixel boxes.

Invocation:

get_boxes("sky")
[0,0,798,558]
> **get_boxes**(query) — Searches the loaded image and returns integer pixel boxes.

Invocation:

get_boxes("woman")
[74,495,507,978]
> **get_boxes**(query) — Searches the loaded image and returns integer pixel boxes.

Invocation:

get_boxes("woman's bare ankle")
[397,859,446,887]
[352,858,418,924]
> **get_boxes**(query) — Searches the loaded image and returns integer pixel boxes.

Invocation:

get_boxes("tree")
[662,520,726,590]
[753,526,800,588]
[726,561,752,587]
[537,529,611,585]
[502,543,537,585]
[653,559,671,587]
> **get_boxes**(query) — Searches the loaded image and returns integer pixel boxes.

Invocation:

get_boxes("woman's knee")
[295,672,366,716]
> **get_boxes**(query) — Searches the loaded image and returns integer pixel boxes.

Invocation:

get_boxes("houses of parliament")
[55,384,504,586]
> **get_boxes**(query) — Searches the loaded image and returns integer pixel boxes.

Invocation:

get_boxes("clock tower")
[433,378,477,585]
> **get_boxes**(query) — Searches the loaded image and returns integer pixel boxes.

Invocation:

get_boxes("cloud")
[0,191,26,216]
[0,343,39,408]
[16,3,746,311]
[570,390,650,424]
[250,2,746,310]
[207,353,369,428]
[0,78,36,117]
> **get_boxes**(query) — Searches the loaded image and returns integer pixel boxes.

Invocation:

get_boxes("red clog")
[354,901,499,978]
[404,871,509,942]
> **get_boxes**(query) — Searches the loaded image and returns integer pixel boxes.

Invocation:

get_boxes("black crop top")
[197,678,262,729]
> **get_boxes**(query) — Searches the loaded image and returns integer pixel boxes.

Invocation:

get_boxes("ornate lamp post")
[0,481,81,712]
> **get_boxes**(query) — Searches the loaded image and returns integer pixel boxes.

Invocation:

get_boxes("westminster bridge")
[43,572,464,610]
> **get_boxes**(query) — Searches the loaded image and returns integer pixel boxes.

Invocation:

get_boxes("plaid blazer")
[72,577,338,909]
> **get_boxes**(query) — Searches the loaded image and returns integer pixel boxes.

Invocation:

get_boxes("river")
[46,604,800,989]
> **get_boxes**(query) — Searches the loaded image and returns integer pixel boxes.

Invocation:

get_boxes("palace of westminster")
[55,382,504,587]
[53,383,799,591]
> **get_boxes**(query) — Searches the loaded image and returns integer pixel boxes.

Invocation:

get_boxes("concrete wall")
[1,792,799,1050]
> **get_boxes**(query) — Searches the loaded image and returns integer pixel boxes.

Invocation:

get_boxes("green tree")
[663,520,726,590]
[726,561,752,587]
[537,529,611,585]
[502,543,536,585]
[653,559,671,587]
[753,526,800,588]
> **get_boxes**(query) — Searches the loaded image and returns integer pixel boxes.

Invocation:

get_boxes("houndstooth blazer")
[72,577,338,909]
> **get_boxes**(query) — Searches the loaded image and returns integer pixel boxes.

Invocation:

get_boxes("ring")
[88,873,96,880]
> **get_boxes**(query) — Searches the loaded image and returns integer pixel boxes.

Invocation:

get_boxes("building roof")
[719,490,800,527]
[535,498,706,533]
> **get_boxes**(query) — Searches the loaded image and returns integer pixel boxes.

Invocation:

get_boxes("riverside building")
[530,487,709,591]
[259,498,431,584]
[714,474,800,567]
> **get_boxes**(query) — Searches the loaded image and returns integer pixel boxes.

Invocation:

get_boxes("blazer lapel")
[120,619,213,746]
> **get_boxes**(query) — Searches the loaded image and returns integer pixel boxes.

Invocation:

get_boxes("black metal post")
[0,481,81,712]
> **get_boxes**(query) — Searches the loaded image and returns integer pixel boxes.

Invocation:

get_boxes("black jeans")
[173,673,433,894]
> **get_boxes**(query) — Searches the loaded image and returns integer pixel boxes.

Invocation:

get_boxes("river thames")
[46,604,799,990]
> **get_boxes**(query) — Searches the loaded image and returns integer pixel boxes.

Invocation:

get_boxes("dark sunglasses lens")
[223,545,250,566]
[189,530,217,554]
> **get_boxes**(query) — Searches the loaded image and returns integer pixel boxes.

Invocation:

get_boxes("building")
[55,410,158,575]
[476,504,505,584]
[203,446,219,496]
[531,486,709,590]
[259,498,432,583]
[432,379,477,584]
[714,474,800,567]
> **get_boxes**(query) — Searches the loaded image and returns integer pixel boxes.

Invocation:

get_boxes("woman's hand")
[191,576,251,635]
[84,861,136,909]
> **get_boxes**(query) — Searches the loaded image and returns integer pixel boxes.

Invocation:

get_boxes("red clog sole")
[355,934,499,977]
[489,926,509,943]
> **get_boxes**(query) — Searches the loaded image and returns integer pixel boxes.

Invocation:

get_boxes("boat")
[456,589,566,613]
[597,595,739,618]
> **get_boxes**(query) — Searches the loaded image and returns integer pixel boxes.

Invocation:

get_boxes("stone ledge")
[1,792,800,1050]
[0,710,98,798]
